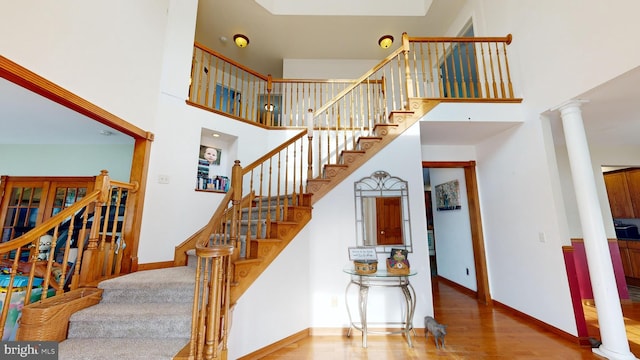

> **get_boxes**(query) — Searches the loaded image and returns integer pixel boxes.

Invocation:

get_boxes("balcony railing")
[180,32,518,359]
[188,33,516,131]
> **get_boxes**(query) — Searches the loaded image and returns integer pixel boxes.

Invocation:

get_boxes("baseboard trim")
[436,276,582,346]
[491,299,582,346]
[237,328,310,360]
[436,275,480,300]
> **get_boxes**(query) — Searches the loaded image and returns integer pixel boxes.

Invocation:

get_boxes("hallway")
[258,277,636,359]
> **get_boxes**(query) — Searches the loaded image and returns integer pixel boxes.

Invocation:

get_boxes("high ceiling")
[195,0,467,77]
[1,0,639,154]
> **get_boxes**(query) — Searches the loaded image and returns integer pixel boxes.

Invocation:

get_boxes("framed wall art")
[435,179,461,211]
[197,145,227,191]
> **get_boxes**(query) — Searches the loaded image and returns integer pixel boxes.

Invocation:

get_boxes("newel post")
[266,74,274,126]
[230,161,243,259]
[402,32,413,109]
[79,170,110,285]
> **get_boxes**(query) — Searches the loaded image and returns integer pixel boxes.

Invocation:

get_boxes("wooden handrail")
[0,190,101,253]
[194,42,268,81]
[314,47,405,116]
[182,32,520,359]
[408,34,512,44]
[0,171,137,341]
[241,130,308,174]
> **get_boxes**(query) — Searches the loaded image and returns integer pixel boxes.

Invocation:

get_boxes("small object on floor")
[588,337,602,348]
[424,315,447,349]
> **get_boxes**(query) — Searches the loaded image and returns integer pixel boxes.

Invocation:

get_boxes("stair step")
[323,164,349,179]
[240,204,284,220]
[340,150,366,165]
[356,136,382,151]
[253,194,293,203]
[98,267,195,304]
[68,302,192,338]
[59,338,189,360]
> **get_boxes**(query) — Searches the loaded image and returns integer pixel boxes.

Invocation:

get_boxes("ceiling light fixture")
[233,34,249,48]
[99,130,114,136]
[378,35,394,49]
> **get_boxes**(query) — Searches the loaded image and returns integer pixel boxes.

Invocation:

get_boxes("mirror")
[354,171,412,253]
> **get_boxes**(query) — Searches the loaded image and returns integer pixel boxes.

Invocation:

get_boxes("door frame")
[0,55,153,273]
[423,160,491,304]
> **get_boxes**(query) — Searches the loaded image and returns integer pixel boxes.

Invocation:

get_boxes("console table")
[343,267,417,348]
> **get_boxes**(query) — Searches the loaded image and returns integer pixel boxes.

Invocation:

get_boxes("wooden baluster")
[464,42,476,98]
[495,41,505,98]
[503,35,514,98]
[189,48,197,103]
[402,32,413,109]
[456,42,467,97]
[488,42,498,98]
[204,53,212,108]
[479,42,490,99]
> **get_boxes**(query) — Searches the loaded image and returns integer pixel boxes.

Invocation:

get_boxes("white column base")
[593,346,638,360]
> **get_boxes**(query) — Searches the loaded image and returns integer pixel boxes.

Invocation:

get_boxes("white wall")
[230,122,431,358]
[436,0,640,336]
[283,59,379,79]
[228,226,311,359]
[4,0,640,354]
[0,0,169,131]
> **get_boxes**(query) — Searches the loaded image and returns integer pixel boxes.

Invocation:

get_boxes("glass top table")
[343,266,417,348]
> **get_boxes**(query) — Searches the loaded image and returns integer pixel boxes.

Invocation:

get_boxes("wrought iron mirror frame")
[354,170,412,254]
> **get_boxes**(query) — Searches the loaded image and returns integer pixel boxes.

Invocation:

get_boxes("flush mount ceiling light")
[99,130,114,136]
[378,35,394,49]
[233,34,249,48]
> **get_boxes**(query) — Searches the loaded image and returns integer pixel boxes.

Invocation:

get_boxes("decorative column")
[555,100,637,360]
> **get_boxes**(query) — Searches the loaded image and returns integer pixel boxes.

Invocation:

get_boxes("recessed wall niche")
[196,128,238,192]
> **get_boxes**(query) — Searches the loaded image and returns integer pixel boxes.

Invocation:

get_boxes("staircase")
[306,100,437,202]
[54,99,435,359]
[58,267,195,360]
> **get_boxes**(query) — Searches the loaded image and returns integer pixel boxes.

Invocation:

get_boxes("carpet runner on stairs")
[58,266,195,360]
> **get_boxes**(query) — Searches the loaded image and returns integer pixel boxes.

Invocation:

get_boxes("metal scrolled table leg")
[400,280,416,347]
[359,282,369,348]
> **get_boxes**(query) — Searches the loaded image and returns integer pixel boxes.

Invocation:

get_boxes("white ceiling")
[195,0,467,78]
[1,0,639,151]
[0,77,133,145]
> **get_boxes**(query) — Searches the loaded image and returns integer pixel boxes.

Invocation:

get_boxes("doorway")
[422,161,491,304]
[0,57,152,273]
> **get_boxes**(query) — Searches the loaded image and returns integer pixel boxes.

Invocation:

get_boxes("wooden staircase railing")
[188,33,517,130]
[178,32,520,359]
[0,170,137,340]
[175,130,313,359]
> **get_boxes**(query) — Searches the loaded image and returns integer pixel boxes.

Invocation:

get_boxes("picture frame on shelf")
[196,145,225,191]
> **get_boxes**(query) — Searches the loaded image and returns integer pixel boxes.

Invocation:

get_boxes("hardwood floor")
[259,278,640,359]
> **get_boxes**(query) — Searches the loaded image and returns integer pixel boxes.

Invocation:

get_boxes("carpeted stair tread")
[69,302,192,320]
[67,303,192,338]
[98,266,195,289]
[59,338,189,360]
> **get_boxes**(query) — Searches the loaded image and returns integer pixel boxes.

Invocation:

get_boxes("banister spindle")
[401,32,413,109]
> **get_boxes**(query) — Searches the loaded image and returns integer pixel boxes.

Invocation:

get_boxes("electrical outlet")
[158,174,170,184]
[330,296,338,308]
[538,232,546,243]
